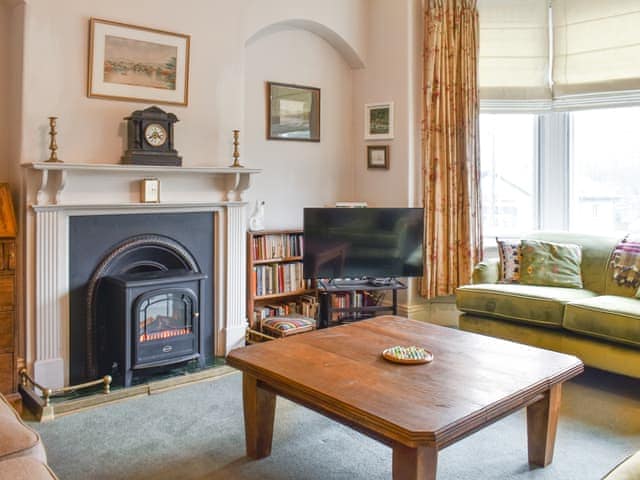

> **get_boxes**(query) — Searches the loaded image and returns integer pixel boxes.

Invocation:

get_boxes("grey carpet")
[32,368,639,480]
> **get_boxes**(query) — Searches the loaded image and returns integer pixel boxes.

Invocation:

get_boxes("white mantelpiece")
[22,162,260,388]
[24,162,260,206]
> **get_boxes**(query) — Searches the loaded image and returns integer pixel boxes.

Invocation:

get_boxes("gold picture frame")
[88,18,190,105]
[266,82,320,142]
[367,145,390,170]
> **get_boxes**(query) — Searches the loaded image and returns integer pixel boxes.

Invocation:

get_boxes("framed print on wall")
[88,18,190,105]
[267,82,320,142]
[364,102,394,140]
[367,145,390,170]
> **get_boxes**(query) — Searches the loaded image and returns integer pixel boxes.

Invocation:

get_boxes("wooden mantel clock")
[122,106,182,166]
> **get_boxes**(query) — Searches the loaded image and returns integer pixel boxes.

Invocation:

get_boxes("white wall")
[352,0,422,209]
[243,0,368,69]
[243,28,356,229]
[352,0,425,307]
[0,4,9,181]
[20,0,249,166]
[15,0,367,171]
[5,0,371,371]
[4,1,25,190]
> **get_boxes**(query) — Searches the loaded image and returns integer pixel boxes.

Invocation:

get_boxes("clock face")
[144,123,167,147]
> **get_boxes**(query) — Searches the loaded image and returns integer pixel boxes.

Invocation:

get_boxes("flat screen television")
[303,208,424,280]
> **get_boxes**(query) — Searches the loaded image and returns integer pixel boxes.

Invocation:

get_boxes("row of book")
[252,261,311,297]
[252,233,303,260]
[330,291,379,321]
[253,295,319,326]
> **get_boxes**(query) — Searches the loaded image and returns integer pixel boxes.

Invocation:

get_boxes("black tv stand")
[317,278,407,328]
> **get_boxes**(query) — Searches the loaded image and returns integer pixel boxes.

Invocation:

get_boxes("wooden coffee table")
[226,316,583,479]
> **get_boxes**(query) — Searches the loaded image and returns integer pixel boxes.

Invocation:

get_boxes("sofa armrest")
[472,258,500,284]
[603,450,640,479]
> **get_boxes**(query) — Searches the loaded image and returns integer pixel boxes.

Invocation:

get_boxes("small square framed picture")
[367,145,390,170]
[364,102,394,140]
[140,178,160,203]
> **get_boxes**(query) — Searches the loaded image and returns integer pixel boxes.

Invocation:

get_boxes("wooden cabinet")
[0,240,16,396]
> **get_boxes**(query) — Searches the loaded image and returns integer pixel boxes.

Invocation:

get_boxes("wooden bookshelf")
[246,229,317,330]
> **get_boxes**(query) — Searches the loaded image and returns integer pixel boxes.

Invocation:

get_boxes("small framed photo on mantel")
[140,178,160,203]
[367,145,390,170]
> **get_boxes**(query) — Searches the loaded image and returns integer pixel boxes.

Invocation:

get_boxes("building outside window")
[570,106,640,234]
[480,105,640,238]
[479,113,538,239]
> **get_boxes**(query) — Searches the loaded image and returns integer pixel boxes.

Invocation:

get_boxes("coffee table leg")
[243,373,276,459]
[392,444,437,480]
[527,383,562,467]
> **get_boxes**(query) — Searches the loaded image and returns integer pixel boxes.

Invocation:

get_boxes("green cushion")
[456,284,598,327]
[519,239,583,288]
[564,296,640,348]
[524,232,618,295]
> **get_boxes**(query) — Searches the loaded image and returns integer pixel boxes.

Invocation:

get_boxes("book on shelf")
[330,290,378,321]
[252,262,309,297]
[252,295,319,327]
[252,232,303,260]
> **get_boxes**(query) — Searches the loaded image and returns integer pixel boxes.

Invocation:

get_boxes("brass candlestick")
[47,117,63,163]
[230,129,243,168]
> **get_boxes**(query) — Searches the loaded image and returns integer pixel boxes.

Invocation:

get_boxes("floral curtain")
[421,0,482,298]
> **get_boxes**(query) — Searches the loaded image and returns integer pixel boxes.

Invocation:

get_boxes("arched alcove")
[242,19,361,229]
[245,18,365,69]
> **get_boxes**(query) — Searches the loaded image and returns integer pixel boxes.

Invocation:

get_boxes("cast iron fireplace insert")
[97,270,207,387]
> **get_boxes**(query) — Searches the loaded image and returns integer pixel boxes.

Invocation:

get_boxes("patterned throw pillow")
[611,236,640,289]
[496,238,521,283]
[519,240,583,289]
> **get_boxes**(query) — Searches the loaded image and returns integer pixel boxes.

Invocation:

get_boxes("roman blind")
[478,0,550,100]
[553,0,640,97]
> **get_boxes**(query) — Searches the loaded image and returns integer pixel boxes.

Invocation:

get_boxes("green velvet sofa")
[455,232,640,379]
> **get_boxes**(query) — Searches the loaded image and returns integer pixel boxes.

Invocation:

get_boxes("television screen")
[303,208,424,279]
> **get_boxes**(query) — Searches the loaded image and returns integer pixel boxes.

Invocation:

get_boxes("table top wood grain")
[227,316,583,449]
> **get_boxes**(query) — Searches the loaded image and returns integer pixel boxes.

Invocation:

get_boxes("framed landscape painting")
[364,102,394,140]
[267,82,320,142]
[88,18,190,105]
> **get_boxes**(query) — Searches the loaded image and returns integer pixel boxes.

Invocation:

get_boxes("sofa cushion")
[496,238,521,283]
[262,316,315,337]
[0,394,46,463]
[0,416,45,462]
[456,284,598,327]
[519,239,583,288]
[603,450,640,480]
[564,296,640,348]
[0,457,58,480]
[524,232,619,295]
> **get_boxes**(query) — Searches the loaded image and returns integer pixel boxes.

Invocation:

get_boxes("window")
[480,113,539,238]
[570,106,640,234]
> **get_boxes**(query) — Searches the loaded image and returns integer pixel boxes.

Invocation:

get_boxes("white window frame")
[479,109,544,245]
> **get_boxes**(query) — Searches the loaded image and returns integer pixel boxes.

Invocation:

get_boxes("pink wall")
[353,0,423,209]
[243,28,356,229]
[0,4,9,181]
[15,0,368,172]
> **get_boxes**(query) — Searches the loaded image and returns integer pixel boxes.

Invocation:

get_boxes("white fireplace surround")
[23,162,260,388]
